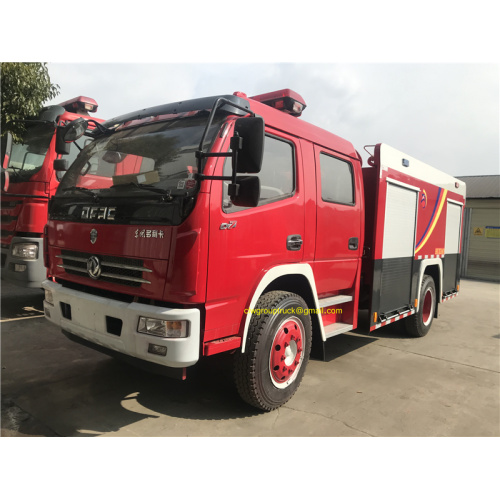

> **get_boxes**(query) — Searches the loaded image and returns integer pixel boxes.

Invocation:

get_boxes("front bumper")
[1,236,46,288]
[42,280,201,368]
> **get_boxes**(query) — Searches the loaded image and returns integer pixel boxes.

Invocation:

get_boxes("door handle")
[348,237,358,250]
[287,234,303,251]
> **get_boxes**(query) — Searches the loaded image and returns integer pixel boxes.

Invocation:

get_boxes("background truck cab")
[1,97,103,288]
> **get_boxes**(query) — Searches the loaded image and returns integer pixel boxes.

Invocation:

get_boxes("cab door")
[204,128,305,341]
[313,145,362,295]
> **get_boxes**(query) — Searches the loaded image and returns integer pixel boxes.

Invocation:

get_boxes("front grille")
[1,215,17,224]
[1,200,21,209]
[57,250,152,288]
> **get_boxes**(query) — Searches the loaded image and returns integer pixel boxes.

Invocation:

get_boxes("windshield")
[6,123,55,183]
[52,113,225,226]
[58,114,222,197]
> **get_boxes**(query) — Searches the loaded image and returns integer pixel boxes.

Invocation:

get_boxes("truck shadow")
[315,311,413,363]
[6,313,414,436]
[75,330,394,435]
[354,309,411,340]
[66,354,262,436]
[68,324,411,435]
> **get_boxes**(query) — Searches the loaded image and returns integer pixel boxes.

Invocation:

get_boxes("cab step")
[318,295,353,308]
[324,322,353,339]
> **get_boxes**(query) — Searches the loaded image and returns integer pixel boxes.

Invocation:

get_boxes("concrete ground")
[1,279,499,437]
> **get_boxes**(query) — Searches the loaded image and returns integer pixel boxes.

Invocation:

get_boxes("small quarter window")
[320,153,355,205]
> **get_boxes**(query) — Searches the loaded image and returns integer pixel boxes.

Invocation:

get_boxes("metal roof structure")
[456,175,500,199]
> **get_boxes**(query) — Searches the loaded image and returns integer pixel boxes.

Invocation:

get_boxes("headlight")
[12,243,38,260]
[137,317,188,338]
[45,289,54,305]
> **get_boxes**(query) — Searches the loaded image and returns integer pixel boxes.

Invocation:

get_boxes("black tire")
[234,290,312,411]
[404,275,436,338]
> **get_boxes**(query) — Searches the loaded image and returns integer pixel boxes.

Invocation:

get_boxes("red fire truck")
[1,97,103,287]
[42,89,466,411]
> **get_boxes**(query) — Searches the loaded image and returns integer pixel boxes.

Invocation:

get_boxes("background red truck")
[1,97,103,287]
[41,89,466,410]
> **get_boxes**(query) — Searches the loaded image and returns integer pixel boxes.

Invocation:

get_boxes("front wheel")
[234,291,312,411]
[404,275,436,337]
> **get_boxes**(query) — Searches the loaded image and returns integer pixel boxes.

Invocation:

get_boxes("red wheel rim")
[269,318,304,387]
[422,288,433,326]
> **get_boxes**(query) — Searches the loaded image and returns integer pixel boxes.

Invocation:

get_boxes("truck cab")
[1,97,103,287]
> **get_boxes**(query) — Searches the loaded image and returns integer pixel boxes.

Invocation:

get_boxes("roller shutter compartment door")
[379,182,418,313]
[443,201,462,292]
[467,208,500,280]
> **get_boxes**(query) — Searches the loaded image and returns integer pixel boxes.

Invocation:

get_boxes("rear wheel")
[234,290,312,411]
[405,275,436,337]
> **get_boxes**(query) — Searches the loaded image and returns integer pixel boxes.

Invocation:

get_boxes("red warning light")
[251,89,306,117]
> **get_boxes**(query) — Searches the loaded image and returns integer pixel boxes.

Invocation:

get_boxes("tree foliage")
[1,62,60,141]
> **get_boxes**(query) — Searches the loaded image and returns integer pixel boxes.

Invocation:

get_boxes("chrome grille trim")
[56,254,87,263]
[56,251,152,288]
[56,264,151,284]
[56,254,152,273]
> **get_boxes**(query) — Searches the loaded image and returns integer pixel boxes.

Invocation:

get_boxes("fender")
[416,258,443,311]
[240,263,325,353]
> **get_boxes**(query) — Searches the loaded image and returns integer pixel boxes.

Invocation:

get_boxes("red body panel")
[312,144,363,296]
[205,124,306,342]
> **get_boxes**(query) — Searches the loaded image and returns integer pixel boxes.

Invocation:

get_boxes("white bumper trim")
[42,280,200,368]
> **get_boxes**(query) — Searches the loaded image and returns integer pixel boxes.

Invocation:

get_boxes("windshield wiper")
[108,182,173,200]
[61,186,100,201]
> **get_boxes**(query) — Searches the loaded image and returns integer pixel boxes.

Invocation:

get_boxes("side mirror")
[54,159,69,172]
[62,118,88,143]
[55,127,71,155]
[230,175,260,207]
[1,133,13,169]
[102,151,127,164]
[233,117,264,173]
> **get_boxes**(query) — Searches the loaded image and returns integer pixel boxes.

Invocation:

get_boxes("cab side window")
[320,153,355,205]
[223,134,295,212]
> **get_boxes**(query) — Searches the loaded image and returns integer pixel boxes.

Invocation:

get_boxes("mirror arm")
[194,150,233,179]
[85,119,110,136]
[196,97,254,172]
[228,134,243,195]
[195,137,241,196]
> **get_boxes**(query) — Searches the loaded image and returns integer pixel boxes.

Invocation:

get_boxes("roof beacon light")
[251,89,306,117]
[59,96,98,115]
